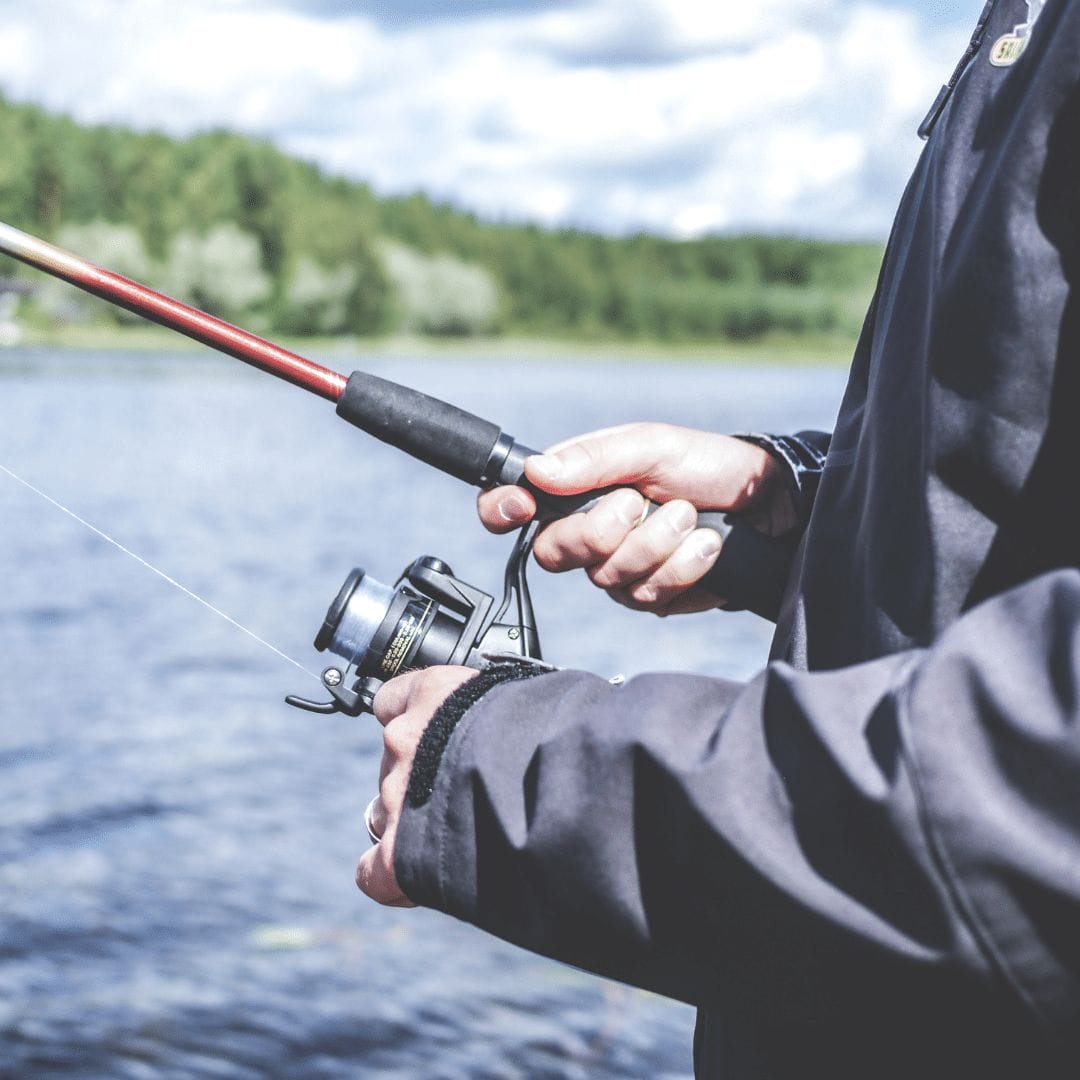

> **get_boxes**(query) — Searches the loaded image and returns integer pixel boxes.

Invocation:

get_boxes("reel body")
[287,529,541,716]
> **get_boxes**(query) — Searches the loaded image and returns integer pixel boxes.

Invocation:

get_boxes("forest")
[0,91,883,345]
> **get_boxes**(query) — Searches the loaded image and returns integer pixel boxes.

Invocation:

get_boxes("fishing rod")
[0,220,586,508]
[0,220,793,712]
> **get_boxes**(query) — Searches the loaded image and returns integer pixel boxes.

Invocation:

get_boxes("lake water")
[0,347,847,1078]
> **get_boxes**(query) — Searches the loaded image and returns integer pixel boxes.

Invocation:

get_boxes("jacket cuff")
[406,660,548,809]
[734,431,831,525]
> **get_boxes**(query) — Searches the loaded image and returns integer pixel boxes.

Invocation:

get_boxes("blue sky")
[0,0,981,238]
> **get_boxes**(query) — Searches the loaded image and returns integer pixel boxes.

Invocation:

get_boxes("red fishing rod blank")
[0,221,347,402]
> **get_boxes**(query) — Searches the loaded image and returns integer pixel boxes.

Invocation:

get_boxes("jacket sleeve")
[394,569,1080,1043]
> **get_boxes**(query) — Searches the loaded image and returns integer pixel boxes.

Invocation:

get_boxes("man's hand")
[477,423,791,616]
[356,666,478,907]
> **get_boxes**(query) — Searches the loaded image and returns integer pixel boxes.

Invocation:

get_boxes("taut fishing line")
[0,462,321,683]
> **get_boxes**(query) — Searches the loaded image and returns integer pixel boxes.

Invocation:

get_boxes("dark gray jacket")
[397,1,1080,1074]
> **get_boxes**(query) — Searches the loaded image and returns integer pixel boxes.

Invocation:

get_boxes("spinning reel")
[286,525,542,716]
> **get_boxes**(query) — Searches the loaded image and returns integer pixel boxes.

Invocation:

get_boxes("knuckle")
[574,439,607,472]
[371,686,397,724]
[533,530,570,571]
[581,514,620,559]
[382,721,409,758]
[535,521,596,570]
[587,561,622,590]
[533,547,562,572]
[373,671,414,723]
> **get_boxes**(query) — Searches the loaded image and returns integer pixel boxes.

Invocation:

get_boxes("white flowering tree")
[165,223,272,321]
[379,241,500,336]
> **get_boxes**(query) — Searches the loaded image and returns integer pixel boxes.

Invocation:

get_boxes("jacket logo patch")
[989,33,1028,66]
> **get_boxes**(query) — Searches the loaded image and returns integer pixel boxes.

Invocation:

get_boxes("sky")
[0,0,980,239]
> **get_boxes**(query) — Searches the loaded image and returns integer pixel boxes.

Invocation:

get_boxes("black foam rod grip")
[337,371,502,485]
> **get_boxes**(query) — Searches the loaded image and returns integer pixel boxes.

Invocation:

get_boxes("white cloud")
[0,0,970,237]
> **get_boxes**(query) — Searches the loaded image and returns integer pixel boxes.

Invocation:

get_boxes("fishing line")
[0,462,321,682]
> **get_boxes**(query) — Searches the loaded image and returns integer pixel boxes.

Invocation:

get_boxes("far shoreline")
[4,323,857,367]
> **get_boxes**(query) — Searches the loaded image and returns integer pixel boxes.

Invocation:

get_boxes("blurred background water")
[0,348,846,1078]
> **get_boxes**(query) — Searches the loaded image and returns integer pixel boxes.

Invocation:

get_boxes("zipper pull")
[918,84,952,141]
[917,0,1000,140]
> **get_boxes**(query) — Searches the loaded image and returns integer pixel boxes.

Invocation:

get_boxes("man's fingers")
[525,431,660,497]
[588,500,697,588]
[355,829,414,908]
[477,486,537,534]
[624,528,724,607]
[532,488,646,572]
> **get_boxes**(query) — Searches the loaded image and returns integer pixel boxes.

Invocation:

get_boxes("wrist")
[732,439,798,537]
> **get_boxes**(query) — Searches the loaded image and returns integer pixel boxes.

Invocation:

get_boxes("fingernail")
[529,454,564,481]
[695,533,723,561]
[667,501,696,533]
[634,584,658,603]
[608,490,644,528]
[498,496,528,522]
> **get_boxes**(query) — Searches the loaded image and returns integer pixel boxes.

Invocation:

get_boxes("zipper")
[918,0,1002,139]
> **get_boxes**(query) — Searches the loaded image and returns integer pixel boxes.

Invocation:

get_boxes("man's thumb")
[524,437,643,495]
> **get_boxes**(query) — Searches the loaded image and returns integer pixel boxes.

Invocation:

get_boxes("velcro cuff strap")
[406,661,549,808]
